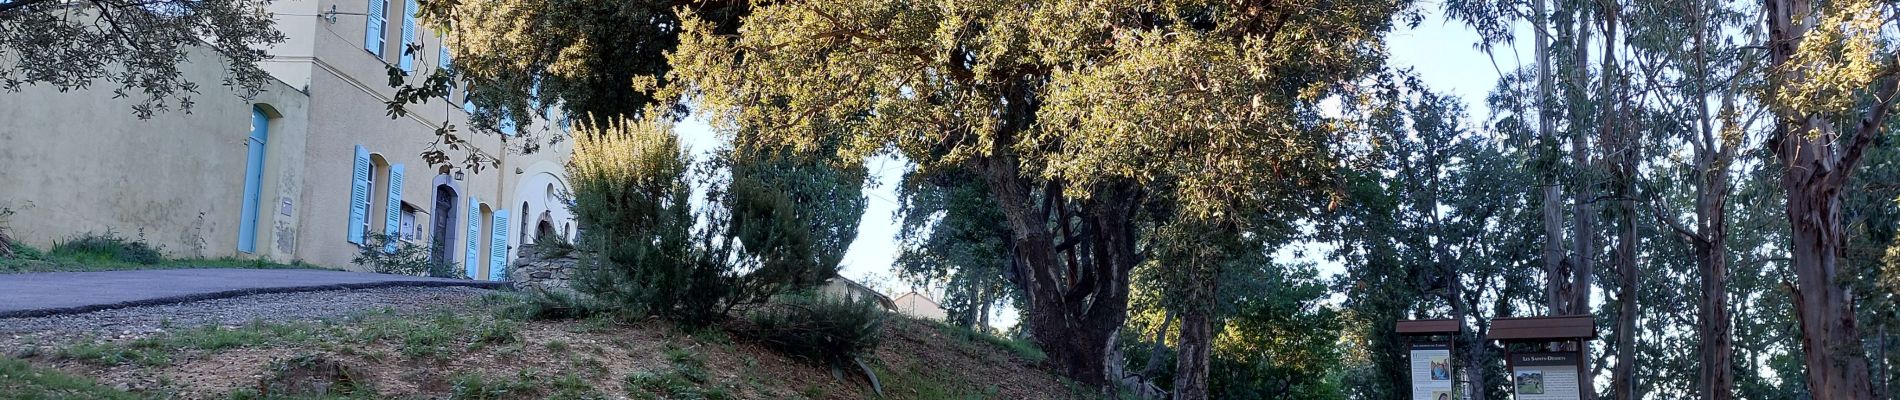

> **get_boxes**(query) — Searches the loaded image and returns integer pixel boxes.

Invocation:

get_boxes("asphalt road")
[0,269,505,318]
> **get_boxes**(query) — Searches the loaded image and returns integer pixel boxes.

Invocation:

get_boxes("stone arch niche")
[509,160,575,261]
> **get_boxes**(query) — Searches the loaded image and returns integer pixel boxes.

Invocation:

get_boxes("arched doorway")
[430,183,459,264]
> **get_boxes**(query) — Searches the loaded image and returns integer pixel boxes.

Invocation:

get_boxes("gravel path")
[0,286,495,350]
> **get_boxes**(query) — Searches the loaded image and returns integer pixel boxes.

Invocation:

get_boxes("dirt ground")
[14,297,1087,399]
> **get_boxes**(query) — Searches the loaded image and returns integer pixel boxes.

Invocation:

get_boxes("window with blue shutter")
[489,209,509,281]
[464,196,480,280]
[383,164,406,253]
[397,0,418,72]
[238,108,270,253]
[438,44,453,99]
[364,0,387,57]
[348,146,371,244]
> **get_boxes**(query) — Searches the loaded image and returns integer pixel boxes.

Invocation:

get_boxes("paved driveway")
[0,269,505,318]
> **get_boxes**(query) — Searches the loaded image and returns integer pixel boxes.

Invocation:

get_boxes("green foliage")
[745,293,886,369]
[50,231,163,265]
[498,290,614,321]
[716,142,867,308]
[60,321,328,366]
[568,116,870,328]
[567,116,734,327]
[448,370,540,400]
[352,233,461,278]
[0,357,139,400]
[869,361,1002,400]
[626,344,733,400]
[934,322,1045,364]
[0,0,285,118]
[895,171,1018,331]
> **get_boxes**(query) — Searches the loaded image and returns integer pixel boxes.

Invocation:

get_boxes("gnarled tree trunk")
[981,144,1140,389]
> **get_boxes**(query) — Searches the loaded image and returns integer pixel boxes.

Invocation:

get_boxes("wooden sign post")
[1397,319,1462,400]
[1488,315,1595,400]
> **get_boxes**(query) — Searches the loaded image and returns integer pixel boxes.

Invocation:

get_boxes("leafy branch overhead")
[0,0,284,118]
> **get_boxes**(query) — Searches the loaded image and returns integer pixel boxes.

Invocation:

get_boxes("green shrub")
[50,231,164,264]
[7,243,43,260]
[745,293,886,368]
[353,233,460,278]
[567,117,735,327]
[524,234,576,259]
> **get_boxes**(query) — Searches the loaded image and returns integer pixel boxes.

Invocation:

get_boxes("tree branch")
[1645,193,1710,245]
[0,0,60,15]
[1828,69,1900,188]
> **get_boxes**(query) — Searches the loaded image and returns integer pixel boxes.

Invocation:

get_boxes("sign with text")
[1511,352,1581,400]
[1410,342,1455,400]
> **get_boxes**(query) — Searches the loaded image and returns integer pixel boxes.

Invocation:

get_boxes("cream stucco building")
[0,0,575,280]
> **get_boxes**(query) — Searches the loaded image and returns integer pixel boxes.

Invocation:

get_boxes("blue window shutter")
[439,44,453,98]
[398,0,417,72]
[364,0,387,56]
[465,196,480,280]
[383,164,405,253]
[489,209,509,281]
[348,145,371,244]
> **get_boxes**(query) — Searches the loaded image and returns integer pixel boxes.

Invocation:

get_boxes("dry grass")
[16,294,1090,399]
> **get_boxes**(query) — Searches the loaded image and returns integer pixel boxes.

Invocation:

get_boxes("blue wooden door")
[238,107,269,253]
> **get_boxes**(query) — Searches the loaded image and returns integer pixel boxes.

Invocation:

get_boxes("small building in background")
[892,291,947,321]
[820,277,896,310]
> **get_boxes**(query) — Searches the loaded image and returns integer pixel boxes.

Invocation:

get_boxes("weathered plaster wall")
[0,48,311,261]
[0,0,574,271]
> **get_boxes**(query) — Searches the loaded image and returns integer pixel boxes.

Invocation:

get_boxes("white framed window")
[362,172,377,237]
[364,0,388,57]
[399,204,421,242]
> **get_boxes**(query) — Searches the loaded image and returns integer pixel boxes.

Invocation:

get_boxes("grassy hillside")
[2,293,1090,399]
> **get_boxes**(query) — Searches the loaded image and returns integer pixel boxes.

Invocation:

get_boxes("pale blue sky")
[673,6,1532,325]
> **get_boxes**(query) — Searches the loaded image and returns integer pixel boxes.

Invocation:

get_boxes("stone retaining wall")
[509,245,583,293]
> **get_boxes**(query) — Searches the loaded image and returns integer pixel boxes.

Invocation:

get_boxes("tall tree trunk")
[1142,310,1176,379]
[1691,5,1738,397]
[1533,0,1568,316]
[1598,3,1638,398]
[1693,167,1735,400]
[978,284,992,333]
[1568,8,1599,400]
[1764,0,1898,398]
[1449,288,1489,400]
[1173,303,1214,400]
[1568,0,1596,321]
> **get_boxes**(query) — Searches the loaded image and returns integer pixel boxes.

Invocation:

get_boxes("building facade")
[0,0,575,279]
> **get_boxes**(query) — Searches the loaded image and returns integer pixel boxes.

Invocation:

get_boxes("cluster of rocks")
[507,244,585,293]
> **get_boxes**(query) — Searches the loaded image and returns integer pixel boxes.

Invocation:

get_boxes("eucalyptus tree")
[0,0,284,118]
[1762,0,1900,397]
[668,0,1414,393]
[1623,0,1765,396]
